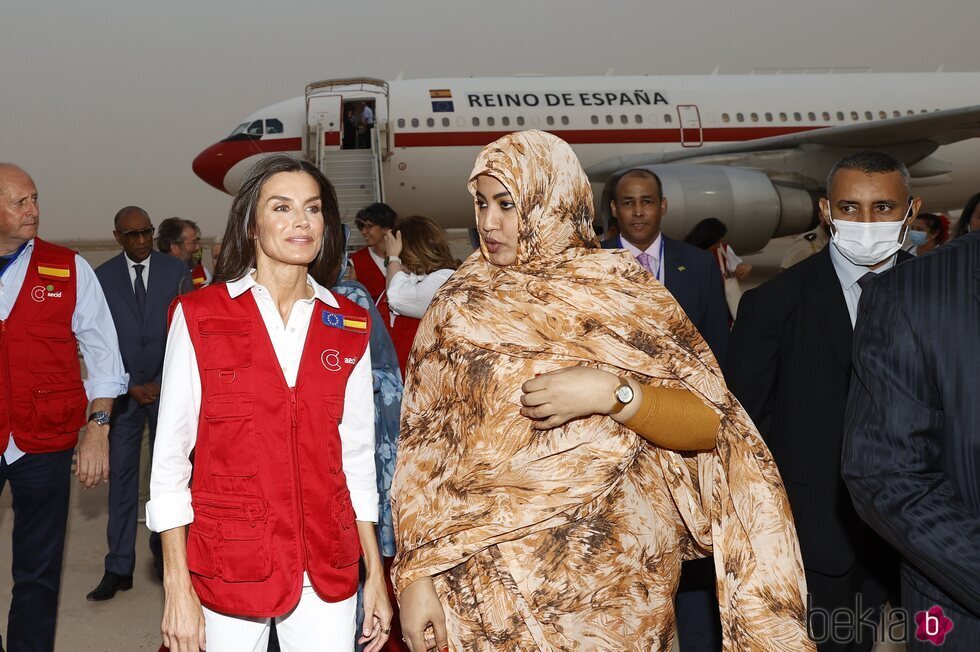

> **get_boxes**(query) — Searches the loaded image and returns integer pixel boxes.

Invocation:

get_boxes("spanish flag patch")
[322,310,368,333]
[37,263,71,280]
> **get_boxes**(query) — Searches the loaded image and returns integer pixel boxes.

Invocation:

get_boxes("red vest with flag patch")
[191,263,208,289]
[0,239,87,454]
[178,282,370,617]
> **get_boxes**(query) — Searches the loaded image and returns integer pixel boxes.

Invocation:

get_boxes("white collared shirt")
[829,244,897,327]
[386,268,455,319]
[620,233,666,281]
[125,252,150,291]
[147,271,378,536]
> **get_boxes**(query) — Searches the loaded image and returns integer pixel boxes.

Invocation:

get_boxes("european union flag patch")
[322,310,368,333]
[432,100,454,113]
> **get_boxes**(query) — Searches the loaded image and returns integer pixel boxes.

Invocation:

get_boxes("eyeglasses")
[120,227,155,241]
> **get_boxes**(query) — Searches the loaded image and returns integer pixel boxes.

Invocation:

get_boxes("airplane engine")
[599,165,819,253]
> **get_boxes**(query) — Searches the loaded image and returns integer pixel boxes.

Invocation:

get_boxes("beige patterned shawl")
[392,130,813,651]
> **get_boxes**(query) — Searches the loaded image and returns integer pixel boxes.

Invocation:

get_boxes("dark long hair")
[397,215,460,275]
[213,155,343,287]
[953,192,980,239]
[683,217,728,250]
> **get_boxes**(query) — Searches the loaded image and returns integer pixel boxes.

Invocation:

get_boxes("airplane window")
[411,118,419,128]
[487,117,495,126]
[807,112,816,121]
[722,113,730,123]
[765,112,773,121]
[502,116,510,126]
[397,118,405,128]
[546,116,555,126]
[227,122,250,137]
[605,115,614,125]
[561,116,569,125]
[517,116,525,126]
[246,120,264,136]
[793,112,802,121]
[635,114,643,124]
[620,114,628,125]
[442,117,450,127]
[736,113,744,122]
[921,109,928,113]
[864,111,873,120]
[265,119,284,134]
[836,111,845,121]
[878,111,887,119]
[472,117,480,127]
[850,111,859,120]
[426,118,434,127]
[893,110,900,118]
[822,112,830,121]
[663,113,672,123]
[779,112,788,122]
[750,112,759,123]
[907,110,914,115]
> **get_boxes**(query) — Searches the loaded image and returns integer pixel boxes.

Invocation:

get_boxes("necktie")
[134,263,147,318]
[636,252,655,275]
[857,271,876,291]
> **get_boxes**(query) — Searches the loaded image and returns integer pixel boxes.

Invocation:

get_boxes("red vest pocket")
[28,321,77,374]
[203,393,256,477]
[192,492,272,583]
[31,384,88,438]
[330,488,362,568]
[197,317,252,370]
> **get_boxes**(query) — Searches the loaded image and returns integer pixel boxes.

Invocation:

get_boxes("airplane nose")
[192,142,231,192]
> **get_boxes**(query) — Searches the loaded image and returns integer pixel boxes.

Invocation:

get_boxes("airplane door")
[677,105,703,147]
[308,93,342,150]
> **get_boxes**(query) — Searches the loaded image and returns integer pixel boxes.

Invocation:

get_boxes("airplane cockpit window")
[246,120,264,136]
[265,119,284,134]
[227,122,250,137]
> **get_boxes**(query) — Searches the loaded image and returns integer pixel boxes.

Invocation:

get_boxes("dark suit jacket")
[725,247,909,578]
[843,233,980,615]
[96,251,191,393]
[602,235,729,361]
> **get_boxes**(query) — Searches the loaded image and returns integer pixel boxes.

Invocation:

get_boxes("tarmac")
[0,235,905,651]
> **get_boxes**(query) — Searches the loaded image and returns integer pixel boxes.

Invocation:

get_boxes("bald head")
[0,164,39,254]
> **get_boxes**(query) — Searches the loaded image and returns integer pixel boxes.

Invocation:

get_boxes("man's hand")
[76,422,110,488]
[129,383,159,406]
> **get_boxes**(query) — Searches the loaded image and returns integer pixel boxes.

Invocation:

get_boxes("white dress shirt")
[620,234,666,282]
[147,271,378,536]
[125,252,150,290]
[386,268,455,319]
[829,243,897,327]
[0,240,129,464]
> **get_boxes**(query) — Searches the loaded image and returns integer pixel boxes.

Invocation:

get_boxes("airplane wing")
[586,104,980,181]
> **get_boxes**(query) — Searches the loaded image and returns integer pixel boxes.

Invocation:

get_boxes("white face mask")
[827,202,914,266]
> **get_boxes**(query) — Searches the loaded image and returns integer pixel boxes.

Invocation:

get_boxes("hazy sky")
[3,0,979,241]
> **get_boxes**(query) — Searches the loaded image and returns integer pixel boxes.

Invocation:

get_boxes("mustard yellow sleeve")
[622,384,719,451]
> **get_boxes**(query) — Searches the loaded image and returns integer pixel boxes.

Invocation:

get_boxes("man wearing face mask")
[726,150,916,651]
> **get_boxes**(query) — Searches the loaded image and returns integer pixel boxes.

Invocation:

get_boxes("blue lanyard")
[653,237,665,282]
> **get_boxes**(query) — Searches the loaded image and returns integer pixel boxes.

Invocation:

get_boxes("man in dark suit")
[87,206,191,600]
[601,169,729,361]
[602,169,729,651]
[727,151,918,651]
[843,231,980,650]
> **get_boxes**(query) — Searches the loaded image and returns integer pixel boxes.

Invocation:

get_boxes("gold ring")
[382,627,391,635]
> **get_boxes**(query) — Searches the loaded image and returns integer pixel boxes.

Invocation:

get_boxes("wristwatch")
[88,411,111,426]
[608,376,635,415]
[384,255,401,268]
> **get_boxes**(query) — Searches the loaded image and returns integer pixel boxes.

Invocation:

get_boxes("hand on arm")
[160,527,206,652]
[399,576,449,652]
[357,521,393,652]
[76,396,113,488]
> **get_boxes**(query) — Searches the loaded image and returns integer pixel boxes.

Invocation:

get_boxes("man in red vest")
[0,163,128,650]
[157,217,210,288]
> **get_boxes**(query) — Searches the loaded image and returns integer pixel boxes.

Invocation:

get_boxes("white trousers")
[202,587,356,652]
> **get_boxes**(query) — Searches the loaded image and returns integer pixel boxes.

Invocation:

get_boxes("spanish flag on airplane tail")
[429,89,454,113]
[37,263,71,281]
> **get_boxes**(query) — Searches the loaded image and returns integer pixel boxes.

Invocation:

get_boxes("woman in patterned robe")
[391,130,813,651]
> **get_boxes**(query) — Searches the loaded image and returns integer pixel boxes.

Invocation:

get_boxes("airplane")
[192,74,980,252]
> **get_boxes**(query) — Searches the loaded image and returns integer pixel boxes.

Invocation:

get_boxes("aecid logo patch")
[32,284,62,302]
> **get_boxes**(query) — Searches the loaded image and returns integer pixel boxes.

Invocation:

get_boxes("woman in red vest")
[148,155,392,652]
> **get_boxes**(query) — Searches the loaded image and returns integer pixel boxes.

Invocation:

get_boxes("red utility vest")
[190,263,208,289]
[179,283,370,617]
[0,239,87,454]
[349,247,420,374]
